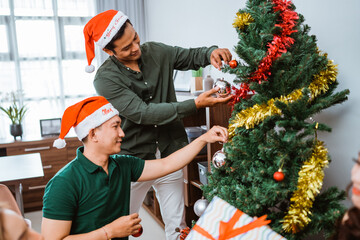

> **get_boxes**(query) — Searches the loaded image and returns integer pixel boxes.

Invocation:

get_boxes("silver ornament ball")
[194,198,209,217]
[213,78,231,95]
[212,148,226,169]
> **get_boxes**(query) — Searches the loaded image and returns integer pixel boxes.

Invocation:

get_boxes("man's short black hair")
[104,19,132,54]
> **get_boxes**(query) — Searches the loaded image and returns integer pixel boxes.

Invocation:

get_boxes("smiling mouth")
[132,50,140,57]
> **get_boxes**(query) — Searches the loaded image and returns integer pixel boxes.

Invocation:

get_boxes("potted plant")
[0,91,28,140]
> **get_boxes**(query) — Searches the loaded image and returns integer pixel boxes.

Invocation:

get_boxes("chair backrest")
[0,184,21,215]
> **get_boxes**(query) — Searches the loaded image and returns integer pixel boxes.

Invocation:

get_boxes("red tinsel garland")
[230,0,299,107]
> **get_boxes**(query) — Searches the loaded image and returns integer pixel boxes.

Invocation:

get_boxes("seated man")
[41,96,228,240]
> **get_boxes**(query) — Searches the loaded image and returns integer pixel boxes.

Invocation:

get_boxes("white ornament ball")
[194,198,209,217]
[212,148,226,169]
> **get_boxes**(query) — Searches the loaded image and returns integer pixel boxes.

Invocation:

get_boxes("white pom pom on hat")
[83,10,128,73]
[53,96,119,149]
[85,65,95,73]
[53,138,66,149]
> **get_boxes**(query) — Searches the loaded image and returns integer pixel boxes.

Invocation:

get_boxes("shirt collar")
[110,55,142,74]
[77,147,116,174]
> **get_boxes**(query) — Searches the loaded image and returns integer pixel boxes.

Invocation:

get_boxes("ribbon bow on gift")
[192,209,271,240]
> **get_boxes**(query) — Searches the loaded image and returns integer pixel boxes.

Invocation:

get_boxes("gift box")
[186,196,286,240]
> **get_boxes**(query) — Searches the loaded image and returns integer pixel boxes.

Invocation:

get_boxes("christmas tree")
[202,0,350,239]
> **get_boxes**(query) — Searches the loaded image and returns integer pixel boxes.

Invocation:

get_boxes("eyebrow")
[112,120,121,125]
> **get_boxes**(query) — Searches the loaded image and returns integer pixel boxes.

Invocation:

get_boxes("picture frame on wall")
[40,118,61,137]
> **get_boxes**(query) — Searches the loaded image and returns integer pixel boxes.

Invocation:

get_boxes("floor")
[24,206,166,240]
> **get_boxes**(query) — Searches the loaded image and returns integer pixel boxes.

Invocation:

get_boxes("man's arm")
[138,125,228,182]
[95,76,231,125]
[171,44,232,71]
[42,213,142,240]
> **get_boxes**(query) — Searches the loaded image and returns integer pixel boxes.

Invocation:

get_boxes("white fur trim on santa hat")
[53,138,66,149]
[85,65,95,73]
[95,11,128,49]
[74,103,119,141]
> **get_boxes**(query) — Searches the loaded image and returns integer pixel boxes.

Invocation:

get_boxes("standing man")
[83,10,232,240]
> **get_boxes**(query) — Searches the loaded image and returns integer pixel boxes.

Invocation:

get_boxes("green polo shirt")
[42,147,145,240]
[94,42,217,160]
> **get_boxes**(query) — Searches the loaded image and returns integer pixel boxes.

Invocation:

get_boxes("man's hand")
[210,48,232,70]
[195,87,232,109]
[200,125,228,144]
[105,213,142,238]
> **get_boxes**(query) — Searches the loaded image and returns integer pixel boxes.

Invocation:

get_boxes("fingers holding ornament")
[213,78,231,97]
[131,226,143,237]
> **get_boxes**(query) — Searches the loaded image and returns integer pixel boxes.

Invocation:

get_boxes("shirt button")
[144,82,148,85]
[149,96,152,99]
[126,67,130,70]
[154,125,157,128]
[156,141,159,144]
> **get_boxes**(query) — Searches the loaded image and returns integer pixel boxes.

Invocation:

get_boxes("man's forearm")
[138,136,207,181]
[62,228,106,240]
[163,136,207,171]
[138,126,227,182]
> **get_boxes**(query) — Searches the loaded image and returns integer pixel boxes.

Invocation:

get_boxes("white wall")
[145,0,360,207]
[144,0,245,80]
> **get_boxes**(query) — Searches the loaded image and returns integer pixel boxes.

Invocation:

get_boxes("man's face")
[94,115,125,155]
[106,22,141,64]
[351,153,360,209]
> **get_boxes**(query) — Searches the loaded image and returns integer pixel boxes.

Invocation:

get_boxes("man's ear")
[103,48,113,56]
[88,128,98,142]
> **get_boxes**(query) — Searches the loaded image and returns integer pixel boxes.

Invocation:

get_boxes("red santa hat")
[53,96,119,149]
[83,9,128,73]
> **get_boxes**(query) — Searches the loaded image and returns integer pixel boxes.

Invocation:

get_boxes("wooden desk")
[0,153,44,215]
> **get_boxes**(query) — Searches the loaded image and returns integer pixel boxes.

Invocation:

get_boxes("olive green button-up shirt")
[94,42,217,160]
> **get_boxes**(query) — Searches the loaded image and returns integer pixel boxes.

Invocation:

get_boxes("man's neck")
[83,146,110,174]
[114,56,140,72]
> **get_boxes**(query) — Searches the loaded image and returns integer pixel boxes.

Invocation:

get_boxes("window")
[0,0,96,139]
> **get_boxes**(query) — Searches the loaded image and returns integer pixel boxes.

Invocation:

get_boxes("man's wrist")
[194,98,204,109]
[102,226,111,240]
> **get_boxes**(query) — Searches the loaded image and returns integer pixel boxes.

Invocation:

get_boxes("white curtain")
[0,0,96,139]
[95,0,147,65]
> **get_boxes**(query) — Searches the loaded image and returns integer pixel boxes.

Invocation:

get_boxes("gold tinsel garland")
[233,12,254,30]
[281,140,329,233]
[228,59,338,138]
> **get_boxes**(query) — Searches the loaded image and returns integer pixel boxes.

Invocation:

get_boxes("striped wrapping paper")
[186,196,286,240]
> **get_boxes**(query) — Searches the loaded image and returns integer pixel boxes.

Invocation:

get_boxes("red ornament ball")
[273,171,285,182]
[229,60,238,69]
[132,226,143,237]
